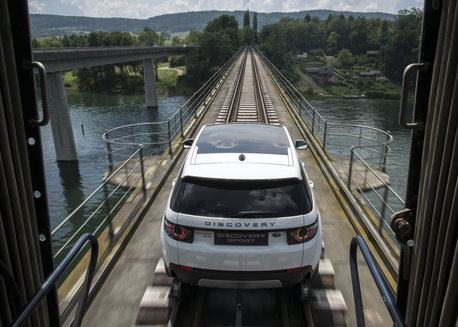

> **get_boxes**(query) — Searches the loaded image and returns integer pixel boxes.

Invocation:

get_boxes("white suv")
[160,123,322,289]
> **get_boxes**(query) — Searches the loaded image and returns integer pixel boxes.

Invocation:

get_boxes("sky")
[28,0,424,19]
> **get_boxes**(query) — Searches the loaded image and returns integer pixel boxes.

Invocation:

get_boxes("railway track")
[136,254,346,327]
[217,48,278,124]
[133,49,347,327]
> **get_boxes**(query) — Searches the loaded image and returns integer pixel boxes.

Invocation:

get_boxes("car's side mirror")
[182,138,194,149]
[295,140,308,150]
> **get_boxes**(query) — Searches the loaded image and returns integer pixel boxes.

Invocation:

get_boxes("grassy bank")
[294,55,401,99]
[62,63,188,95]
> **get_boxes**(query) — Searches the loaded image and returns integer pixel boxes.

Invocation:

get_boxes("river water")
[41,90,189,234]
[41,91,411,248]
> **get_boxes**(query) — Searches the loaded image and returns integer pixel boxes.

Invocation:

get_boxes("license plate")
[214,230,268,246]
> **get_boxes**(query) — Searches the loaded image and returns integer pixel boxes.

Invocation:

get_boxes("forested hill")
[30,10,396,37]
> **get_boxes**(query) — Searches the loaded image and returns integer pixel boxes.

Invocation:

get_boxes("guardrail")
[102,50,240,168]
[257,49,402,262]
[51,146,146,263]
[350,236,406,327]
[2,233,98,327]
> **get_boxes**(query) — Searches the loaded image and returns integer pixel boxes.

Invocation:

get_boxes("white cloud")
[28,0,46,12]
[30,0,423,18]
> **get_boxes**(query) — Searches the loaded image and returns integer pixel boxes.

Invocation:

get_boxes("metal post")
[105,131,113,173]
[194,95,198,118]
[348,148,355,190]
[139,145,147,197]
[312,110,316,134]
[323,120,328,151]
[103,182,114,245]
[168,119,173,158]
[359,127,363,146]
[380,185,390,232]
[382,143,389,173]
[180,106,184,138]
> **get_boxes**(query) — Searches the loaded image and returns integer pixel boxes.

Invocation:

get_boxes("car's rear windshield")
[171,177,312,218]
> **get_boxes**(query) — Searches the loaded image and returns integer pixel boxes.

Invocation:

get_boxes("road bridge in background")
[32,46,194,161]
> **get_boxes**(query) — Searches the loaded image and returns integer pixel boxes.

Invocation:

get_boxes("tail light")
[287,219,318,245]
[164,218,194,243]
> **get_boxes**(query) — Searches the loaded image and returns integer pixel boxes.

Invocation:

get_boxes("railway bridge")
[2,1,457,326]
[54,48,398,326]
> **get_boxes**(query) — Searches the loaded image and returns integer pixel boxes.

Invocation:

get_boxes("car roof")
[181,124,303,181]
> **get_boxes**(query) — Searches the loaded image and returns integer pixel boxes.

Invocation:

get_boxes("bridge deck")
[82,55,391,326]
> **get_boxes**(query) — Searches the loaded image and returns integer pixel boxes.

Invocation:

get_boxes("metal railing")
[102,50,240,167]
[3,233,98,327]
[350,236,406,327]
[258,49,402,258]
[52,145,147,263]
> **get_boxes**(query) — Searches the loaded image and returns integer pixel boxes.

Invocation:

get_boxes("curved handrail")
[11,233,98,327]
[350,235,405,327]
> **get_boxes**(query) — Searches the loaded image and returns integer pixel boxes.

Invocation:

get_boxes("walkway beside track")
[83,52,392,326]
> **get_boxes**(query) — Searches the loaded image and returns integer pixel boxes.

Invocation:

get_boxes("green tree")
[253,12,258,44]
[31,38,40,48]
[381,8,422,82]
[259,23,298,82]
[204,14,240,50]
[158,32,167,45]
[108,31,134,46]
[243,9,250,28]
[172,36,181,46]
[184,30,200,45]
[41,36,63,48]
[183,14,240,86]
[337,48,355,67]
[138,27,158,46]
[326,32,340,55]
[348,17,369,54]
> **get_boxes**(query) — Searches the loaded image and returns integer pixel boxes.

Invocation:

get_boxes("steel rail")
[225,48,271,124]
[226,49,248,123]
[251,49,269,123]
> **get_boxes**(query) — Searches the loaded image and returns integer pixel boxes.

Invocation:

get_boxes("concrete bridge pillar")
[143,59,158,108]
[46,72,78,161]
[185,55,189,73]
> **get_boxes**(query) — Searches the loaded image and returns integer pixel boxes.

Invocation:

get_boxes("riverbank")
[294,56,401,99]
[63,64,193,96]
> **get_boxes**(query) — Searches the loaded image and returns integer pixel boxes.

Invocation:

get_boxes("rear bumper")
[169,263,317,289]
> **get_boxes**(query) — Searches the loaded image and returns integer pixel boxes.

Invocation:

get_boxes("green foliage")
[380,8,422,82]
[41,36,63,48]
[138,27,158,46]
[180,14,243,87]
[243,10,250,28]
[257,9,422,84]
[337,49,355,68]
[158,32,167,45]
[253,12,258,43]
[184,30,200,45]
[259,23,298,82]
[170,55,185,67]
[172,36,181,46]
